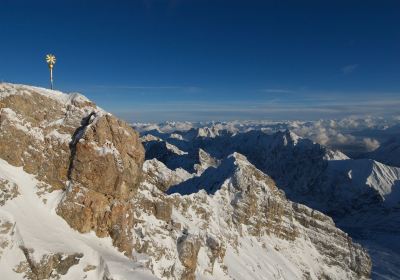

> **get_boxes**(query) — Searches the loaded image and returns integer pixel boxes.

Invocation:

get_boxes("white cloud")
[363,138,380,152]
[289,119,358,147]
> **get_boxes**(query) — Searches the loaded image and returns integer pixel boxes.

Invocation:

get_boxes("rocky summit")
[0,83,371,279]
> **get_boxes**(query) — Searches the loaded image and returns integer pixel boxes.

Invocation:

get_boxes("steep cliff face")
[56,112,145,254]
[0,83,371,279]
[161,153,371,279]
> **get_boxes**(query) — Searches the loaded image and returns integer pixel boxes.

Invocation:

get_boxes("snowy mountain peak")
[159,152,371,279]
[138,120,400,279]
[281,129,301,145]
[366,135,400,167]
[229,151,248,163]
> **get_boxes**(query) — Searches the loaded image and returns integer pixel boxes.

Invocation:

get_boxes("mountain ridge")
[0,83,373,279]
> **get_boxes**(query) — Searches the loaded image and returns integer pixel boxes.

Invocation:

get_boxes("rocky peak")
[142,158,193,192]
[194,148,220,174]
[149,152,371,279]
[278,129,301,146]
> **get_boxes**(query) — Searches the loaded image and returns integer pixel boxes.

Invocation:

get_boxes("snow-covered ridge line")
[0,83,97,109]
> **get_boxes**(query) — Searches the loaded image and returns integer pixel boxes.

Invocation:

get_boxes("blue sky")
[0,0,399,122]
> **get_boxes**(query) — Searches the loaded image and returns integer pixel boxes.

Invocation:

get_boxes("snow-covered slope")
[365,136,400,167]
[139,153,370,279]
[327,159,400,207]
[142,126,400,279]
[0,158,155,280]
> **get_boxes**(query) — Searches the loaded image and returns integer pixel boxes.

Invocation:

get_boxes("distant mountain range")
[0,83,399,279]
[139,121,400,279]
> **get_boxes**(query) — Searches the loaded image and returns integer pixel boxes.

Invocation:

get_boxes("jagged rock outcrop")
[15,247,83,280]
[0,178,19,206]
[0,217,14,259]
[194,148,220,174]
[0,83,145,256]
[68,113,144,199]
[142,159,193,192]
[177,233,201,280]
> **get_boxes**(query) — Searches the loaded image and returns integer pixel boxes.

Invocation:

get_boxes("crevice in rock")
[67,111,96,180]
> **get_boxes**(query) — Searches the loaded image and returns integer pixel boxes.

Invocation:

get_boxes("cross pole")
[45,54,56,89]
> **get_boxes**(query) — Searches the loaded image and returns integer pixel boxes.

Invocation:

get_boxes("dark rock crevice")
[67,111,96,180]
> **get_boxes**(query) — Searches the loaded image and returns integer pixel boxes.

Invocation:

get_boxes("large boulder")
[69,113,144,199]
